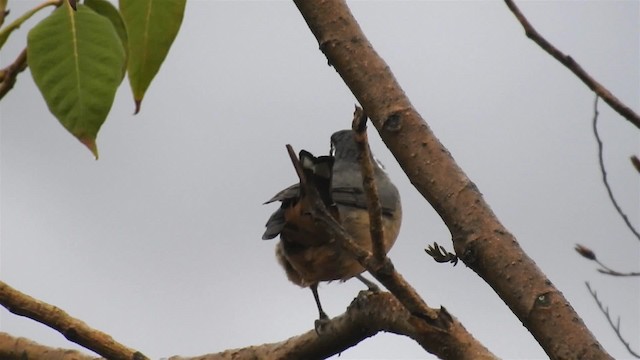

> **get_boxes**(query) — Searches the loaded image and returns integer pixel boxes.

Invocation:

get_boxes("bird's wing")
[263,183,299,204]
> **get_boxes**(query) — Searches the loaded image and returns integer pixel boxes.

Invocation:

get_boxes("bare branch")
[170,291,402,360]
[585,282,640,358]
[591,96,640,241]
[630,155,640,174]
[0,281,149,360]
[170,291,494,360]
[293,1,613,358]
[0,332,99,360]
[0,290,491,360]
[504,0,640,129]
[0,48,27,100]
[575,244,640,277]
[350,107,386,263]
[596,268,640,277]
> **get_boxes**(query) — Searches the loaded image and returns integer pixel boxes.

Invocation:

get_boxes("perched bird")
[262,129,402,321]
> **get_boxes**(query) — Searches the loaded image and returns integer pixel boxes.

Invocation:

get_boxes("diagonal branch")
[0,281,149,360]
[0,48,27,100]
[504,0,640,129]
[585,282,640,359]
[0,291,489,360]
[293,1,613,359]
[351,107,386,263]
[0,332,98,360]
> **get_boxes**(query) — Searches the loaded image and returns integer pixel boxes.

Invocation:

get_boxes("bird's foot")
[314,313,330,335]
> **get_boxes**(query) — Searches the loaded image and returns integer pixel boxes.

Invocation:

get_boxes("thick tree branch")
[0,291,489,360]
[504,0,640,129]
[0,332,98,360]
[0,281,148,360]
[293,1,612,359]
[169,291,492,360]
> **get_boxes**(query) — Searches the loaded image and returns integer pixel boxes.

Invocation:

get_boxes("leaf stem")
[0,0,62,49]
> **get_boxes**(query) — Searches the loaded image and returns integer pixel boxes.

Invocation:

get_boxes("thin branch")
[351,107,386,263]
[592,96,640,241]
[596,267,640,277]
[0,281,149,360]
[0,0,61,49]
[575,244,640,277]
[0,48,27,100]
[585,282,640,359]
[504,0,640,129]
[0,0,63,99]
[630,155,640,174]
[347,108,440,321]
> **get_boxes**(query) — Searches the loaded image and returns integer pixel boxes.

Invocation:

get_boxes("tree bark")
[293,1,613,359]
[0,332,98,360]
[0,281,148,360]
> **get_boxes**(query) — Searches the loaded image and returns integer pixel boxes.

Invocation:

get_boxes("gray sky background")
[1,1,638,359]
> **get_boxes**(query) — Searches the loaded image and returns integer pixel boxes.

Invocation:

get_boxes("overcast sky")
[1,1,638,359]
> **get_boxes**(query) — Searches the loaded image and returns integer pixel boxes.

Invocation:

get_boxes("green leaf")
[27,2,126,158]
[119,0,186,113]
[85,0,128,79]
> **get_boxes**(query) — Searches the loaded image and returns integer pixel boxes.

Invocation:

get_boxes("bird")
[262,129,402,322]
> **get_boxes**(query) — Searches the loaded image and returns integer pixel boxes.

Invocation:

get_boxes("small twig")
[286,144,307,187]
[0,280,149,360]
[596,267,640,277]
[504,0,640,129]
[575,244,640,277]
[591,96,640,241]
[585,282,640,358]
[351,106,386,263]
[0,48,27,100]
[630,155,640,174]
